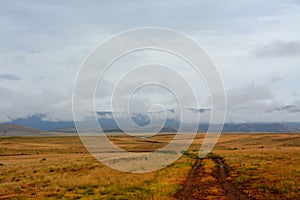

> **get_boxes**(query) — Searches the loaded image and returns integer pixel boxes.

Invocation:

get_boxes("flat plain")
[0,133,299,199]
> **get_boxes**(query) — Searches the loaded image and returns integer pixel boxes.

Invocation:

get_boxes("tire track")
[174,155,250,200]
[215,158,250,200]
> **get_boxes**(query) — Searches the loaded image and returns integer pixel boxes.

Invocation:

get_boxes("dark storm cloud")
[0,73,20,81]
[255,40,300,58]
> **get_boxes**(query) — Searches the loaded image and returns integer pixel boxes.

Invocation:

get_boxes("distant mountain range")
[0,122,299,137]
[8,114,75,131]
[0,114,299,135]
[0,124,58,136]
[215,123,300,133]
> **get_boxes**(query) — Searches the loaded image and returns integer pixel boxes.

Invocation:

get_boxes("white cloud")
[0,0,300,123]
[254,40,300,58]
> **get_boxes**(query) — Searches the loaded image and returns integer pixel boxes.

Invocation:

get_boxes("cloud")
[227,83,273,106]
[0,73,20,81]
[185,107,211,113]
[96,111,112,115]
[0,86,72,122]
[267,105,300,113]
[1,0,300,123]
[254,40,300,58]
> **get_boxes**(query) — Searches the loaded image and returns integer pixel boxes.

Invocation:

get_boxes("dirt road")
[174,156,250,200]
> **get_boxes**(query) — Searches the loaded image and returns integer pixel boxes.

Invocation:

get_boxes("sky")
[1,0,300,124]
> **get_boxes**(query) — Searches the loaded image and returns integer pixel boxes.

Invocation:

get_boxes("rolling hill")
[0,124,54,136]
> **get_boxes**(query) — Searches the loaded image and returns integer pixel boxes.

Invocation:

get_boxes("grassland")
[212,133,300,199]
[0,133,299,199]
[0,135,193,200]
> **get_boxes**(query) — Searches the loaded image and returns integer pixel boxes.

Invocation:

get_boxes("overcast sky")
[1,0,300,123]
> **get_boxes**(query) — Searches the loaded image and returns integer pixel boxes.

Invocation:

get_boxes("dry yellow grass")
[0,133,299,199]
[211,133,300,199]
[0,136,193,199]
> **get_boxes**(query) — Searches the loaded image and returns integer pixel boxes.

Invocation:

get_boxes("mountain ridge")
[5,114,300,133]
[0,124,64,136]
[1,122,299,136]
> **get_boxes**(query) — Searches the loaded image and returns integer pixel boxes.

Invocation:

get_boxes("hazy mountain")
[282,122,300,129]
[2,114,300,133]
[221,123,300,133]
[0,124,50,136]
[9,114,75,131]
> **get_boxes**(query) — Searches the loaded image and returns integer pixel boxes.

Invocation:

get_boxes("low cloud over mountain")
[267,105,300,113]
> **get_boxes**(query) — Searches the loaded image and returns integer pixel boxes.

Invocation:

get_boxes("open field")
[212,133,300,200]
[0,133,299,199]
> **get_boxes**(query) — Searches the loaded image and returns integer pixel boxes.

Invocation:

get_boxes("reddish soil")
[174,158,250,200]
